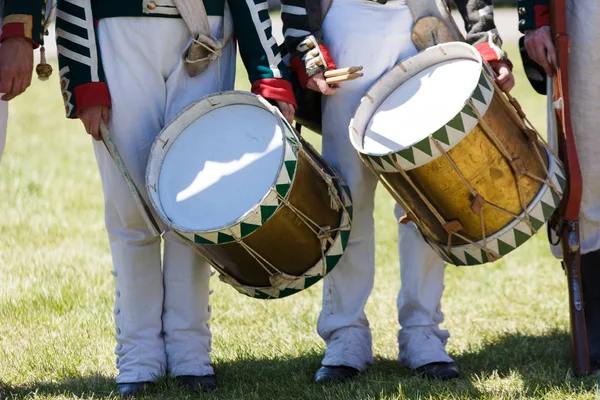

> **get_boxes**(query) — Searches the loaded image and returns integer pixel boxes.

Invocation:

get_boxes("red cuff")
[319,44,337,70]
[0,23,39,48]
[73,82,111,115]
[251,79,297,108]
[534,5,550,28]
[475,42,501,63]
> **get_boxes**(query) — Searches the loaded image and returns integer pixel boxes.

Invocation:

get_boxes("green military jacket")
[516,0,550,33]
[56,0,295,118]
[1,0,47,47]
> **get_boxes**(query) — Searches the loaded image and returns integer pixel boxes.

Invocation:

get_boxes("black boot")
[581,250,600,369]
[117,382,153,398]
[314,366,360,383]
[414,362,460,380]
[175,375,217,392]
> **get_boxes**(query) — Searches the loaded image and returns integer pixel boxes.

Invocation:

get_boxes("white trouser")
[552,1,600,256]
[317,0,453,371]
[94,17,235,383]
[0,99,6,164]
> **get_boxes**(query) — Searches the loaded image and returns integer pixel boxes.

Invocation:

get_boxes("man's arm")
[227,0,296,121]
[1,0,46,48]
[518,0,556,76]
[454,0,514,91]
[0,0,46,100]
[55,0,110,139]
[280,0,336,89]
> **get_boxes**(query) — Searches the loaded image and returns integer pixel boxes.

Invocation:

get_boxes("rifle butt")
[562,222,591,375]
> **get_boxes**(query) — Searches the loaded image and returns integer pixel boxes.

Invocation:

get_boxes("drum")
[349,42,565,266]
[146,91,352,299]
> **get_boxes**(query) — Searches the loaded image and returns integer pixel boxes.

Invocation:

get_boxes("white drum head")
[150,94,286,233]
[351,42,485,157]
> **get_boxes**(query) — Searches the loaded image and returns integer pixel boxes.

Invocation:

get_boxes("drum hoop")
[349,42,495,172]
[145,91,296,240]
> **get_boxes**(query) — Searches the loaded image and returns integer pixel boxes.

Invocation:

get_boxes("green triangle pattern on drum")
[472,85,486,105]
[325,255,342,273]
[285,160,297,181]
[480,249,489,264]
[446,112,465,133]
[464,251,480,265]
[369,155,384,170]
[303,275,322,289]
[478,73,491,91]
[217,232,235,244]
[240,222,260,237]
[432,126,450,146]
[260,205,278,224]
[551,188,562,208]
[514,228,531,247]
[194,234,215,245]
[462,104,477,118]
[529,215,545,231]
[414,138,433,157]
[497,239,515,256]
[345,206,353,220]
[397,148,416,165]
[556,173,566,192]
[276,183,290,198]
[449,252,465,266]
[341,230,350,249]
[541,201,556,220]
[381,154,396,170]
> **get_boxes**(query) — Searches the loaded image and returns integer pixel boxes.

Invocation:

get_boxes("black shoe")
[117,382,153,398]
[415,362,460,380]
[314,365,360,383]
[581,250,600,369]
[175,375,217,392]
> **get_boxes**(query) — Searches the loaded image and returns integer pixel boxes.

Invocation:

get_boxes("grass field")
[0,39,598,399]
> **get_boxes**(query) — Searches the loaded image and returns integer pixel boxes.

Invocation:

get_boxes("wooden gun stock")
[550,0,591,375]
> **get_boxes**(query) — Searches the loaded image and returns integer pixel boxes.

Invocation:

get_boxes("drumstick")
[100,121,162,237]
[324,66,363,78]
[325,72,363,84]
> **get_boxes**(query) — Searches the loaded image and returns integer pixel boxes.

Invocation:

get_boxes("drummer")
[55,0,295,396]
[281,0,514,382]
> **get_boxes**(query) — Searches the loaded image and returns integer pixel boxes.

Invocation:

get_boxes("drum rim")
[146,90,294,237]
[349,41,496,172]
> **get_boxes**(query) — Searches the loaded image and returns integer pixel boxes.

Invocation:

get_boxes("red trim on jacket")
[73,82,111,115]
[0,23,38,48]
[534,5,550,28]
[251,78,297,108]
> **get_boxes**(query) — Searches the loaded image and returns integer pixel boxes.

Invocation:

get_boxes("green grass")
[0,40,597,399]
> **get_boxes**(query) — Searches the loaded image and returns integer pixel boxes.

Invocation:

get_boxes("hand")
[306,72,340,96]
[0,37,34,101]
[524,26,557,76]
[275,100,296,125]
[78,105,110,141]
[490,60,515,93]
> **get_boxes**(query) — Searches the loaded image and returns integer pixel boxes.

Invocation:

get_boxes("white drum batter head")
[350,42,489,159]
[146,92,288,233]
